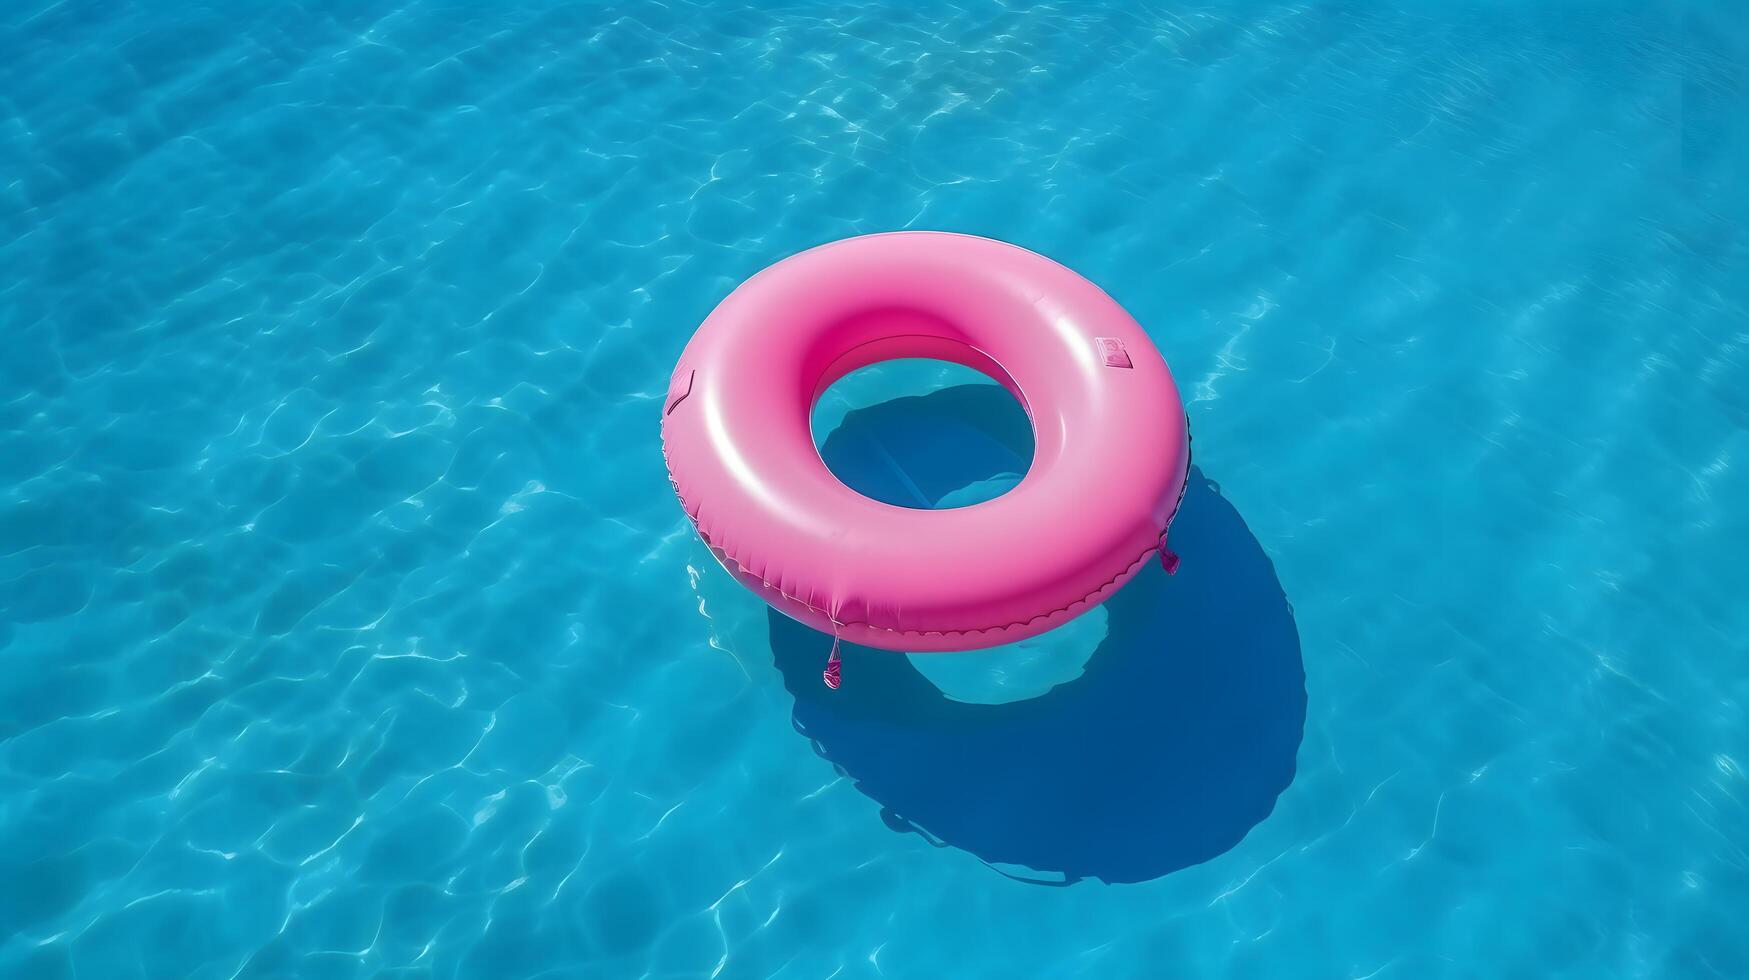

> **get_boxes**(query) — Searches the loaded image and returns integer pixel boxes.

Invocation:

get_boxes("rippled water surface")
[4,1,1747,977]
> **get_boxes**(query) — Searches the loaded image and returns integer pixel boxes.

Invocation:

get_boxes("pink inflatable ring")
[662,232,1190,652]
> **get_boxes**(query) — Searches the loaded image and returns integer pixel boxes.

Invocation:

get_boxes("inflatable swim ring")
[662,232,1189,653]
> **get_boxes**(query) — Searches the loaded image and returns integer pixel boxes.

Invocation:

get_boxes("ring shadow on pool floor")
[769,384,1306,885]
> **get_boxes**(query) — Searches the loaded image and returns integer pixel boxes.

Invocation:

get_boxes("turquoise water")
[3,0,1747,975]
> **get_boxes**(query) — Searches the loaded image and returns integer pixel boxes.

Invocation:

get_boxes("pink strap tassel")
[1159,531,1180,575]
[822,635,842,690]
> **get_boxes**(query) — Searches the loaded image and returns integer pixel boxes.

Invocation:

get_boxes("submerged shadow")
[771,385,1306,884]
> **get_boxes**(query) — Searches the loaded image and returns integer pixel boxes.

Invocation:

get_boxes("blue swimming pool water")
[3,1,1746,976]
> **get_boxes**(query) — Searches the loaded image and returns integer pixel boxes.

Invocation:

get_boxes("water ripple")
[3,0,1746,977]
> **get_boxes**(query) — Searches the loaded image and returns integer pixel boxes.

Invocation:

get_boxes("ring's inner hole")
[809,358,1035,510]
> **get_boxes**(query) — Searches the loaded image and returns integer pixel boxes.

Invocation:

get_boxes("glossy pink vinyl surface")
[661,232,1189,652]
